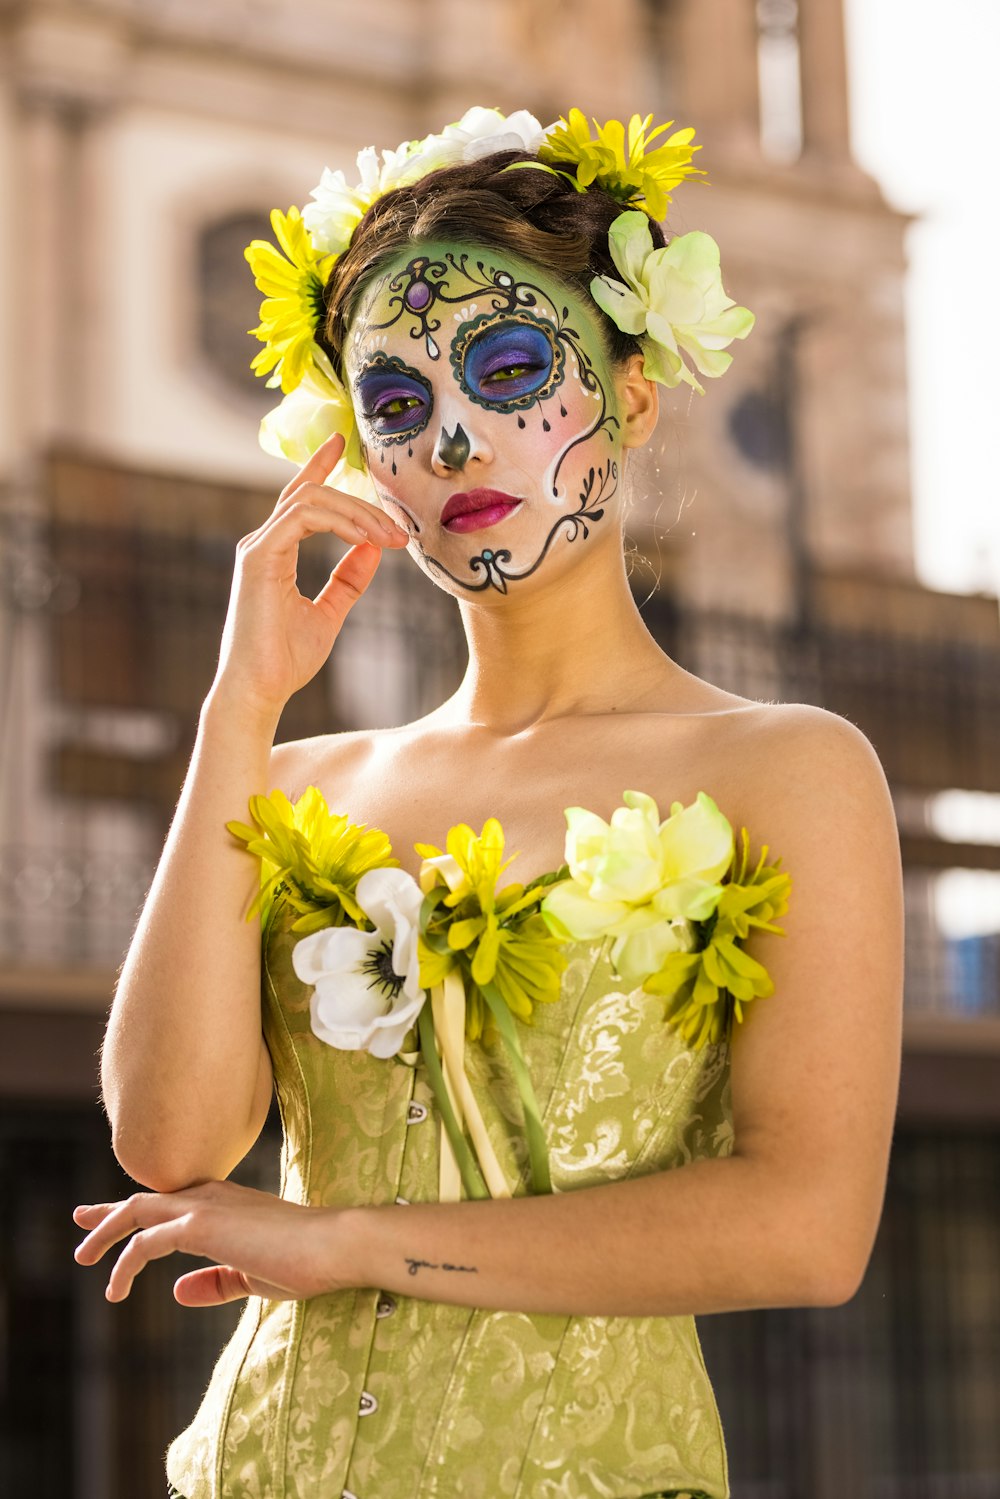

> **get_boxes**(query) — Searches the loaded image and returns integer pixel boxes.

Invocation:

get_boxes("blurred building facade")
[1,0,998,1494]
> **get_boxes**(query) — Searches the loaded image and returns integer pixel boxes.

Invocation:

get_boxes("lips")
[441,488,523,535]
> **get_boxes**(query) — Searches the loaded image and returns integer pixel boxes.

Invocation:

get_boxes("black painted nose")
[434,424,471,471]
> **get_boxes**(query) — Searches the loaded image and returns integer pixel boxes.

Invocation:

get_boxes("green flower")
[541,790,735,983]
[416,820,566,1040]
[590,210,755,394]
[226,786,398,935]
[643,829,792,1050]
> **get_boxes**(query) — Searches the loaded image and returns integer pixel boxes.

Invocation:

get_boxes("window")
[197,210,277,404]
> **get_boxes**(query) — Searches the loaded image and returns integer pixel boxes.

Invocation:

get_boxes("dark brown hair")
[322,150,667,375]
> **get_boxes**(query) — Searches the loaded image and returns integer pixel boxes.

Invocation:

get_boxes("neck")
[440,529,677,732]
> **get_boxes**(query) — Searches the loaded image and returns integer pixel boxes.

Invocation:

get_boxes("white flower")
[590,210,755,394]
[435,105,547,161]
[303,110,545,258]
[291,867,427,1059]
[302,164,374,257]
[392,107,547,184]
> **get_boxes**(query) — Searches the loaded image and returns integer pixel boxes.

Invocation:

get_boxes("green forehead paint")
[350,240,613,375]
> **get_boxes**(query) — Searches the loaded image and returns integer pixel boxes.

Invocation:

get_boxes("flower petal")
[542,881,630,940]
[356,866,423,938]
[291,925,373,985]
[658,792,735,885]
[310,968,389,1033]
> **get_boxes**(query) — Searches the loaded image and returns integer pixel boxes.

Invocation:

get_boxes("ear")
[615,353,659,448]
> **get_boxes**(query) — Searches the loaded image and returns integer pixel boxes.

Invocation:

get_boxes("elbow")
[811,1254,868,1308]
[109,1122,231,1194]
[800,1220,873,1308]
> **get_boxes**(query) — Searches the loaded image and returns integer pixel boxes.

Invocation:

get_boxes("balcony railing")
[1,510,999,1028]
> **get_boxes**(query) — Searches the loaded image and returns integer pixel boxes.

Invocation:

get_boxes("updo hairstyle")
[322,150,667,377]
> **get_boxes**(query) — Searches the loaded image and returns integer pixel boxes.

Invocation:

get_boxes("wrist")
[326,1204,380,1294]
[201,679,283,740]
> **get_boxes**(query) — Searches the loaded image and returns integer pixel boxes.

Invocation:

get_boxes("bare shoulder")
[721,700,893,826]
[719,698,899,953]
[267,725,378,800]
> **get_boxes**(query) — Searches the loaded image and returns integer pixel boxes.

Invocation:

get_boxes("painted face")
[344,241,626,597]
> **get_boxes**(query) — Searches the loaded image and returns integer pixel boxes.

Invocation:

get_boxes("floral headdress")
[245,106,755,495]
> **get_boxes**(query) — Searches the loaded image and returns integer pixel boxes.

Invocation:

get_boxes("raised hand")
[72,1180,356,1307]
[212,432,409,719]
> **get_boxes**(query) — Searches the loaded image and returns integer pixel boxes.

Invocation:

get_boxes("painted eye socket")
[356,360,432,440]
[462,323,555,406]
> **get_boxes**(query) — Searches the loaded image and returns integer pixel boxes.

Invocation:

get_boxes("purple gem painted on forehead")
[405,280,432,311]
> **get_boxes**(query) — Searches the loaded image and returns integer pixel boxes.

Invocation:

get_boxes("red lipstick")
[440,488,523,535]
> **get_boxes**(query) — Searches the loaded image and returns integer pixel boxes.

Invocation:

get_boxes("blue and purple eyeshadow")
[356,322,555,435]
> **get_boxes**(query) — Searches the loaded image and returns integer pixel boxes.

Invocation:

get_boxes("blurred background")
[1,0,998,1494]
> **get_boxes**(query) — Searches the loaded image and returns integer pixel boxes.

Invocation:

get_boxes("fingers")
[74,1193,175,1261]
[173,1265,254,1307]
[272,433,408,550]
[278,431,346,503]
[246,493,408,560]
[102,1218,193,1302]
[310,541,383,628]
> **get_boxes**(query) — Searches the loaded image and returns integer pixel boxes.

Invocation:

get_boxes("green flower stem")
[417,1005,490,1201]
[481,982,552,1196]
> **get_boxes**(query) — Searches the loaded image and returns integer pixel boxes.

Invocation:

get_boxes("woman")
[73,108,903,1499]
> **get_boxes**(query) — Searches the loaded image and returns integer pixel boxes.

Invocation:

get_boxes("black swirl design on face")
[416,460,619,595]
[355,352,432,448]
[450,311,565,415]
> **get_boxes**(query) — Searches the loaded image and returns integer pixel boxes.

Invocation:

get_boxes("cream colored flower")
[541,791,735,982]
[258,354,375,498]
[590,210,755,394]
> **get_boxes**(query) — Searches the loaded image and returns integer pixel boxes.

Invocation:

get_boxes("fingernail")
[355,522,370,540]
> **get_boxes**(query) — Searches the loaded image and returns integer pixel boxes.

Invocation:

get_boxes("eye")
[356,360,432,439]
[462,322,555,407]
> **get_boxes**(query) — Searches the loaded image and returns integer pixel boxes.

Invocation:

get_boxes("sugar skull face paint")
[345,241,626,596]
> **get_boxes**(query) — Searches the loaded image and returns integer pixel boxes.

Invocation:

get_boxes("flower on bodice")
[541,790,735,982]
[291,867,426,1059]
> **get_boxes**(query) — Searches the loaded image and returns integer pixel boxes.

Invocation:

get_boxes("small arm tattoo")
[404,1256,479,1277]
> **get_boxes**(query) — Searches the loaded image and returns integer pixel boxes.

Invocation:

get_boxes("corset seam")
[211,1296,264,1499]
[510,1315,575,1499]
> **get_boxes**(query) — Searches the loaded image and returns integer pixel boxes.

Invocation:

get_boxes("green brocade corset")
[166,903,733,1499]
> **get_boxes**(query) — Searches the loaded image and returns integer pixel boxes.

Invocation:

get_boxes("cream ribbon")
[431,972,511,1201]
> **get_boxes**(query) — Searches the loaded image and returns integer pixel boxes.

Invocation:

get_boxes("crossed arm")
[75,708,903,1319]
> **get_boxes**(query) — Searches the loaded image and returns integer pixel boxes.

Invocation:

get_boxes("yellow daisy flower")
[643,829,792,1050]
[226,785,398,934]
[539,108,706,220]
[416,820,567,1039]
[245,207,337,395]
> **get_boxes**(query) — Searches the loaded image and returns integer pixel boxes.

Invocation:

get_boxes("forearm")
[102,686,280,1188]
[339,1153,851,1319]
